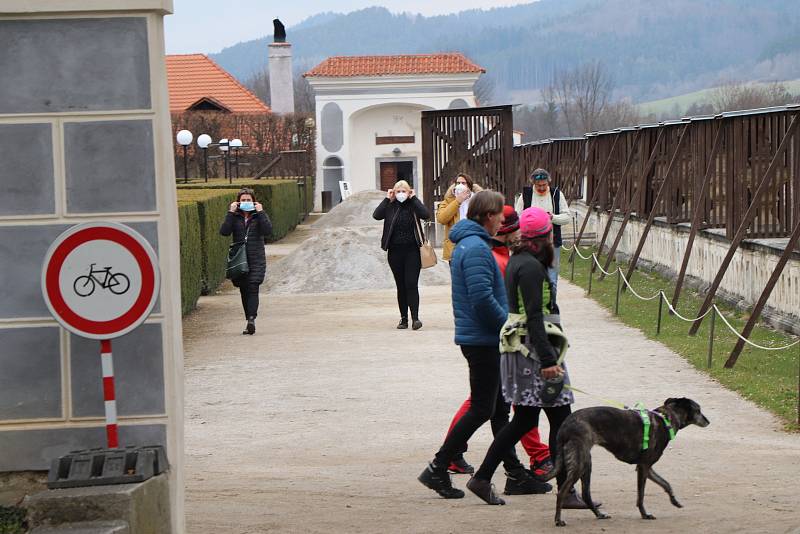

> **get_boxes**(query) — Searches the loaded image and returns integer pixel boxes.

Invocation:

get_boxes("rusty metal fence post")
[656,292,664,335]
[707,309,716,368]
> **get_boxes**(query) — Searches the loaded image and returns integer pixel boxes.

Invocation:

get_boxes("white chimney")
[268,18,295,114]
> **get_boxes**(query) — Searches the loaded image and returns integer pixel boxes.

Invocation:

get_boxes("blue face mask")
[239,201,255,212]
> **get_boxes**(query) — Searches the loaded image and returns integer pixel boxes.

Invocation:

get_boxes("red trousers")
[447,396,550,464]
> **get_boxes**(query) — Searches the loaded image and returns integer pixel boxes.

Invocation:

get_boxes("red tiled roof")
[304,53,485,78]
[166,54,270,114]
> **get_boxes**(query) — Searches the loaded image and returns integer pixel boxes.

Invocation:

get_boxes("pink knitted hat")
[519,207,552,238]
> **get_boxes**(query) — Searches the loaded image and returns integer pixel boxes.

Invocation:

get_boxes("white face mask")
[395,192,408,203]
[454,183,468,195]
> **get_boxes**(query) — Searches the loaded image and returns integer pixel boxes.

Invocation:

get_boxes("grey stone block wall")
[0,123,55,216]
[70,323,165,418]
[0,327,62,420]
[65,120,157,214]
[0,18,151,114]
[0,14,170,472]
[0,425,167,471]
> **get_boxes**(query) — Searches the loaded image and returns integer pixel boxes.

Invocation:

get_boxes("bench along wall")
[0,2,184,532]
[574,203,800,335]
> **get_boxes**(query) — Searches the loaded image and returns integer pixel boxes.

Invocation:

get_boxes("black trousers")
[433,345,524,472]
[239,282,260,319]
[474,404,572,486]
[387,244,421,320]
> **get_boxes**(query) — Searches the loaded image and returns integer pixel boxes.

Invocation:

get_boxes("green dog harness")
[636,403,676,450]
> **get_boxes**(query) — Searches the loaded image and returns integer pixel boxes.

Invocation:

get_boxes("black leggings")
[387,244,421,320]
[433,345,524,472]
[239,282,260,319]
[474,404,572,485]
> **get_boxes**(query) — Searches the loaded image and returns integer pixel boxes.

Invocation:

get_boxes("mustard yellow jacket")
[436,183,483,260]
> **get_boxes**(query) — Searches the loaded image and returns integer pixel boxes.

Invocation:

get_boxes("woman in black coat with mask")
[373,179,431,330]
[220,188,272,335]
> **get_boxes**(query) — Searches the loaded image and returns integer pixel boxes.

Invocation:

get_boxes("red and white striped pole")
[100,340,119,448]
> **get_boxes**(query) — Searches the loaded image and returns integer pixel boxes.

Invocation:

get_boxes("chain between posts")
[561,243,800,351]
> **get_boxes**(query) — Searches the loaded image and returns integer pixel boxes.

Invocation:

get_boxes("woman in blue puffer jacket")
[418,190,530,499]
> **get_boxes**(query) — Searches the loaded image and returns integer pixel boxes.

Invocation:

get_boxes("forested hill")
[211,0,800,102]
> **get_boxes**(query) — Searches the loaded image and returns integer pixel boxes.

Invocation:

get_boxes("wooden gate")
[421,105,514,213]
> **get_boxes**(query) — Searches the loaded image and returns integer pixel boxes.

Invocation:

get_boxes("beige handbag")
[414,215,437,269]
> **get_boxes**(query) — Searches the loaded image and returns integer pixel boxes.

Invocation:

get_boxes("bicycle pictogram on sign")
[73,263,131,297]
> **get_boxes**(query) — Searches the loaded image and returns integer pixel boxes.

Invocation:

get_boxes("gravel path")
[183,228,800,533]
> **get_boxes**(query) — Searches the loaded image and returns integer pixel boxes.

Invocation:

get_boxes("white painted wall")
[573,203,800,334]
[308,73,480,211]
[349,103,429,192]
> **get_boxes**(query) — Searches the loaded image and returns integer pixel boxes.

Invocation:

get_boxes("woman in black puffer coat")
[373,180,430,330]
[220,188,272,335]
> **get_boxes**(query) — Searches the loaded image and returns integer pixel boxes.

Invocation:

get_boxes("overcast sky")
[164,0,530,54]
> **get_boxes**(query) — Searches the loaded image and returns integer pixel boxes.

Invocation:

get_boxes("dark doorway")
[379,161,414,191]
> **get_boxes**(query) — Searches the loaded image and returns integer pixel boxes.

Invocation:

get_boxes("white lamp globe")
[197,134,212,149]
[219,138,229,152]
[230,138,243,148]
[176,129,193,146]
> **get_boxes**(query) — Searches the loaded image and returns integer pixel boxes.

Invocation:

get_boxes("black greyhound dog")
[547,397,710,526]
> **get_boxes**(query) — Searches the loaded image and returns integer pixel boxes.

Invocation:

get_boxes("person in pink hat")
[466,207,598,510]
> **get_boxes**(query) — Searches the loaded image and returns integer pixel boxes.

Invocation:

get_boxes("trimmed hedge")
[178,201,202,315]
[176,179,312,316]
[177,179,309,242]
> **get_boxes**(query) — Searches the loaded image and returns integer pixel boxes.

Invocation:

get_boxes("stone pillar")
[269,42,295,114]
[0,1,184,532]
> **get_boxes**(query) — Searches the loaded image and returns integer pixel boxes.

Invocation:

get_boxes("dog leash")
[563,384,675,450]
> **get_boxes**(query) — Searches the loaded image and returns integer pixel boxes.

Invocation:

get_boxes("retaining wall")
[573,202,800,335]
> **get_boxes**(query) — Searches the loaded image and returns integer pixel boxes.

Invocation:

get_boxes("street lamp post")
[176,129,193,183]
[218,138,230,183]
[197,134,212,182]
[230,138,243,180]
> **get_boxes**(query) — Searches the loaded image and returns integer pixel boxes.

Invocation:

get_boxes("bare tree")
[246,69,270,105]
[546,69,576,135]
[596,98,641,131]
[245,69,316,114]
[710,80,794,113]
[572,61,613,133]
[474,75,496,106]
[294,75,316,114]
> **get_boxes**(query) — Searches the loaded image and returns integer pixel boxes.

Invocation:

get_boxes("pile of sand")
[312,190,386,229]
[266,225,450,294]
[267,192,451,294]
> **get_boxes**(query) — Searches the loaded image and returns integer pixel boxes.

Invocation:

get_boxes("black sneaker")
[504,468,552,495]
[397,318,409,329]
[412,319,423,330]
[448,456,475,474]
[418,463,465,499]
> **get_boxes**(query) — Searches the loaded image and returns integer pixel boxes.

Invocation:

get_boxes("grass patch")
[563,247,800,431]
[0,506,26,534]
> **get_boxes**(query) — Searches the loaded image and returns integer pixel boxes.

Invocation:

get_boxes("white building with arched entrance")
[304,53,484,210]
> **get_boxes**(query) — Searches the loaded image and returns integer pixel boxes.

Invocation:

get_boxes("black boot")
[243,317,255,335]
[418,462,465,499]
[397,318,409,329]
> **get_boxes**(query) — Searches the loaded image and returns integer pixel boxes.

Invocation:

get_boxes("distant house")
[165,54,270,114]
[304,53,484,209]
